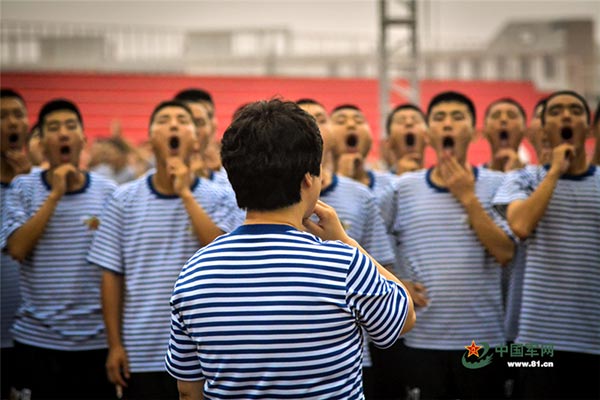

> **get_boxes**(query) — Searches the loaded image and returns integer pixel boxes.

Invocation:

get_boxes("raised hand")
[396,153,422,175]
[439,155,475,206]
[493,148,522,172]
[5,149,32,175]
[549,143,575,176]
[302,200,350,243]
[166,157,192,197]
[50,163,78,198]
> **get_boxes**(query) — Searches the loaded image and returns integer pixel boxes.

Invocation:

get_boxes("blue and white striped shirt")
[1,182,21,349]
[165,223,409,399]
[367,169,397,201]
[2,170,117,350]
[382,167,509,350]
[87,174,245,372]
[493,165,600,355]
[320,175,395,267]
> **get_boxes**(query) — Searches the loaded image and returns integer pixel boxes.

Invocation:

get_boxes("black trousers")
[13,341,113,400]
[515,350,600,400]
[122,371,179,400]
[399,346,505,400]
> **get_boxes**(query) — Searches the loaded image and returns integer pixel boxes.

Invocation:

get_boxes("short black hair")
[541,90,590,126]
[221,99,323,211]
[0,88,26,106]
[174,88,214,106]
[296,98,324,108]
[427,91,476,127]
[148,100,196,131]
[386,103,426,136]
[174,88,215,119]
[37,99,83,136]
[484,98,526,122]
[331,104,362,114]
[594,102,600,127]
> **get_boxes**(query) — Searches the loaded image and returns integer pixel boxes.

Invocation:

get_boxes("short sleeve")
[345,249,409,349]
[87,191,125,274]
[165,301,204,381]
[1,178,30,248]
[493,168,536,215]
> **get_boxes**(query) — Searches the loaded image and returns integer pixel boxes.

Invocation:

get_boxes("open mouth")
[499,130,509,141]
[442,136,454,149]
[60,145,71,155]
[8,133,19,143]
[405,133,415,147]
[346,134,358,148]
[169,136,180,150]
[560,127,573,141]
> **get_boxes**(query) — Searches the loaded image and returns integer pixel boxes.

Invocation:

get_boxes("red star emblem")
[465,340,482,358]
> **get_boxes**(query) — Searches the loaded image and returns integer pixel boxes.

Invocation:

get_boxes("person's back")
[165,99,415,399]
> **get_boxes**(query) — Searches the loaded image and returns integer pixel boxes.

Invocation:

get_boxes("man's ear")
[302,172,313,189]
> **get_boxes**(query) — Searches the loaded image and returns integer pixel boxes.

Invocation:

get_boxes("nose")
[58,125,70,140]
[561,108,572,121]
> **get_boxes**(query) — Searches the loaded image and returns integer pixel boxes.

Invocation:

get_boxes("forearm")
[178,380,204,400]
[7,192,61,262]
[506,170,560,239]
[462,195,514,266]
[180,191,224,246]
[102,271,124,349]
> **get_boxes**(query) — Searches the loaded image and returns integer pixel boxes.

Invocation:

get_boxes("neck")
[566,153,589,175]
[245,204,305,231]
[321,169,333,191]
[152,163,176,195]
[355,167,371,186]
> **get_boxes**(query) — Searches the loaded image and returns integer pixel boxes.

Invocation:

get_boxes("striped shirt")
[321,174,396,366]
[1,182,21,348]
[165,223,409,399]
[367,169,397,201]
[383,167,509,350]
[320,175,395,267]
[493,165,600,355]
[87,174,245,372]
[2,170,117,350]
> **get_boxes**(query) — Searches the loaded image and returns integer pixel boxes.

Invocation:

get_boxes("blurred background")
[2,0,599,166]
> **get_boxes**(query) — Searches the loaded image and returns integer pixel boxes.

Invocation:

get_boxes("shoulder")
[337,176,375,198]
[395,169,426,190]
[10,170,43,192]
[110,175,148,202]
[88,172,118,192]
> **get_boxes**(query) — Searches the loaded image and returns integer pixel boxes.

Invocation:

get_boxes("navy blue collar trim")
[426,166,479,193]
[208,170,215,181]
[543,164,596,180]
[0,182,10,188]
[147,174,200,199]
[367,170,375,189]
[320,174,339,196]
[41,170,90,195]
[234,223,298,235]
